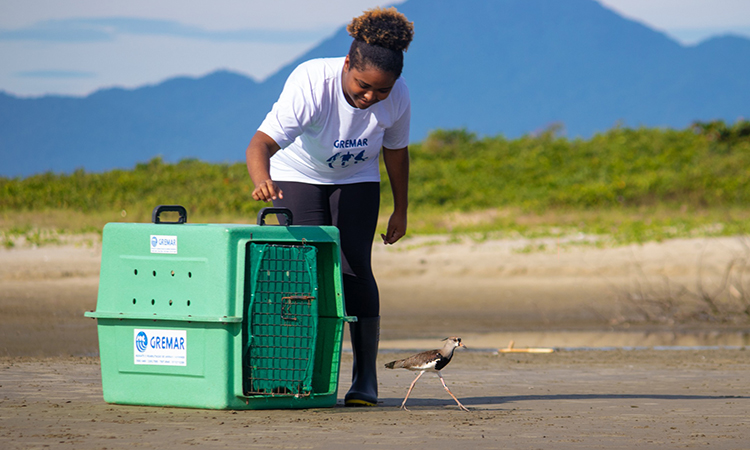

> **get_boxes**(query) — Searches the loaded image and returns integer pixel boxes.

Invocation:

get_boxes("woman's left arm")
[381,146,409,245]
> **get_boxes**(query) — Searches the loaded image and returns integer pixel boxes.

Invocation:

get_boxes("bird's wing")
[398,349,443,371]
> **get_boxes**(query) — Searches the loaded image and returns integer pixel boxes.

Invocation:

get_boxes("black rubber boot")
[344,316,379,406]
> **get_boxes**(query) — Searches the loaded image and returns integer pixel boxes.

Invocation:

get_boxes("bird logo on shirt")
[327,149,368,168]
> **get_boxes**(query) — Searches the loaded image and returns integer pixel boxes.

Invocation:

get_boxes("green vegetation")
[397,120,750,211]
[2,120,750,247]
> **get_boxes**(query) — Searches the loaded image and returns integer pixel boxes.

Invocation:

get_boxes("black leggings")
[273,181,380,318]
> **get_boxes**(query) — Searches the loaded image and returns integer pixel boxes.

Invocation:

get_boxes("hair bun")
[347,7,414,52]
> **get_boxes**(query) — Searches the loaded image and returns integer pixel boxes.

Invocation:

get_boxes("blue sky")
[2,0,749,97]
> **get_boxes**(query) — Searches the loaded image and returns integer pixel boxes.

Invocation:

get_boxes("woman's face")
[342,56,398,110]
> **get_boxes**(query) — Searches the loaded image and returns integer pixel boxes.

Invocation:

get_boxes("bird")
[384,336,469,412]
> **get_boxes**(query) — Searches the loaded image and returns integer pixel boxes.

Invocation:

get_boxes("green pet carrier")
[85,206,353,409]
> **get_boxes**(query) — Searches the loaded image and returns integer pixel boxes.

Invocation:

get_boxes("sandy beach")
[1,234,749,448]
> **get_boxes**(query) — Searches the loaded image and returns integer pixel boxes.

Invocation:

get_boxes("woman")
[245,7,413,407]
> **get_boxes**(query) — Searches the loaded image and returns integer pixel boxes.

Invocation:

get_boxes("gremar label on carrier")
[150,235,178,254]
[134,329,187,366]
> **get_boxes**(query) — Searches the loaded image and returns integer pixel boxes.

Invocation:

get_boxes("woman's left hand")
[381,210,407,245]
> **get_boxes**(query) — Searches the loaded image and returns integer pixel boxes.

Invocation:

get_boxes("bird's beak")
[459,342,467,349]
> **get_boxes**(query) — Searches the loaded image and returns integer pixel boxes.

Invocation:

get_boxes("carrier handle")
[257,207,293,226]
[152,205,188,224]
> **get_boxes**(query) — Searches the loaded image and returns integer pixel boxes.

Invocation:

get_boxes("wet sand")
[1,235,749,448]
[2,351,748,449]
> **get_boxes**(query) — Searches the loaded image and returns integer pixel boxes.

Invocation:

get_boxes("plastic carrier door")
[244,243,319,396]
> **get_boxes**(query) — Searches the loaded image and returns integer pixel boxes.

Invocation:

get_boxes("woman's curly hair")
[347,7,414,77]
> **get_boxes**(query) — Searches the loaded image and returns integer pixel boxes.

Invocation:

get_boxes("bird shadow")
[375,393,747,410]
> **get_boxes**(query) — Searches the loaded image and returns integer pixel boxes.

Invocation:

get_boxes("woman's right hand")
[246,131,283,202]
[252,179,283,202]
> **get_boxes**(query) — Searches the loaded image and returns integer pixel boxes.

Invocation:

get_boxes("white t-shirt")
[258,57,411,185]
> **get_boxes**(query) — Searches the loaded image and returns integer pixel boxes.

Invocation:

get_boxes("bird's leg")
[437,371,470,412]
[400,370,425,411]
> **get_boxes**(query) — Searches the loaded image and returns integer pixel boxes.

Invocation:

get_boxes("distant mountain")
[2,0,749,177]
[0,71,267,176]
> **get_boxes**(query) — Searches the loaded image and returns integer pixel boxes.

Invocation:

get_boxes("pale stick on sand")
[498,340,554,354]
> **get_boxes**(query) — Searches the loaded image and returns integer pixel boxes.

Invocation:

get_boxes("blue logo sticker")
[151,236,158,247]
[135,331,148,352]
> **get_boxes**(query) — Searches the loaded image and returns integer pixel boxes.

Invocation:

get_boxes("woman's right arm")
[246,130,283,202]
